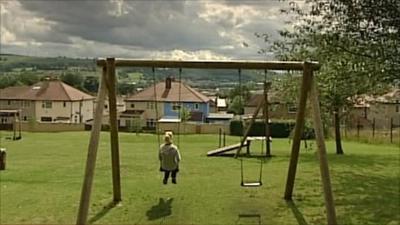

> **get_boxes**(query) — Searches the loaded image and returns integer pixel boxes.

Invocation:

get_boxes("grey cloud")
[5,0,288,59]
[19,0,227,51]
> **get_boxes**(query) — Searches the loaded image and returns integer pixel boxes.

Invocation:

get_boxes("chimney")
[166,77,172,89]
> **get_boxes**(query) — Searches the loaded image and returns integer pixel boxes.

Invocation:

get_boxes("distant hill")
[0,54,96,72]
[0,54,284,91]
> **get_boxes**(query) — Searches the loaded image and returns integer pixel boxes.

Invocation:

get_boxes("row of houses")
[0,78,232,129]
[1,77,398,131]
[349,89,400,129]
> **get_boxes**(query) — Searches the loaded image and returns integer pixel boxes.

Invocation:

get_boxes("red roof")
[0,80,94,101]
[246,92,283,107]
[126,80,210,103]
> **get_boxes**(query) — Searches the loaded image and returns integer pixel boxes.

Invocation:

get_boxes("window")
[194,103,199,110]
[131,103,135,108]
[287,104,297,113]
[63,102,67,107]
[42,101,52,109]
[147,102,154,109]
[41,117,52,122]
[7,100,11,105]
[23,116,27,121]
[104,104,108,109]
[23,101,30,107]
[146,119,155,128]
[172,102,181,111]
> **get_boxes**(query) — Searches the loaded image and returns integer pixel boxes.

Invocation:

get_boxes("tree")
[17,73,40,86]
[179,107,191,135]
[261,0,399,154]
[83,76,99,93]
[228,96,245,115]
[227,85,251,115]
[61,72,84,90]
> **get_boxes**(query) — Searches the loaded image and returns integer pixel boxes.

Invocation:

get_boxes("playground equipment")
[0,109,22,140]
[76,59,337,225]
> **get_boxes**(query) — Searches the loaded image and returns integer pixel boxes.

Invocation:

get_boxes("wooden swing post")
[76,67,108,225]
[309,73,337,225]
[284,62,313,200]
[106,58,122,203]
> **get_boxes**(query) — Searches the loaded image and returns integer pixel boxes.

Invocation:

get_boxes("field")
[0,132,399,225]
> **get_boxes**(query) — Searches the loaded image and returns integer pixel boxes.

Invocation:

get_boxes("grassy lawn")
[0,132,399,225]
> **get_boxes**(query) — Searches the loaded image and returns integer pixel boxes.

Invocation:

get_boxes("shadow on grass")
[334,171,400,224]
[88,201,118,224]
[211,153,275,161]
[298,153,399,224]
[236,214,261,225]
[145,198,174,221]
[299,151,398,170]
[286,200,308,225]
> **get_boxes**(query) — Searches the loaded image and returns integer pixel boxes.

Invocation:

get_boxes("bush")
[230,120,244,136]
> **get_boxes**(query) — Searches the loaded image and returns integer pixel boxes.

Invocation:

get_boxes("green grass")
[0,132,399,225]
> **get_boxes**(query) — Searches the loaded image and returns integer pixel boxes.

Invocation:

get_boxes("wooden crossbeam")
[96,59,320,71]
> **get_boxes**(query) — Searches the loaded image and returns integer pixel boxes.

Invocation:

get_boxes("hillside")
[0,54,96,72]
[0,54,284,94]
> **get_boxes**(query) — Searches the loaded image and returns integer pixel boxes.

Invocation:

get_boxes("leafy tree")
[83,76,99,93]
[259,0,399,154]
[228,96,245,115]
[17,73,40,86]
[227,85,251,115]
[0,75,17,88]
[117,82,136,95]
[61,72,84,89]
[179,107,191,135]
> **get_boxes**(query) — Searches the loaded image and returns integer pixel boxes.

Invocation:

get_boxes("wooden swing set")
[76,58,337,225]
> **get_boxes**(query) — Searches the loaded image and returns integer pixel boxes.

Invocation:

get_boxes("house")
[244,92,298,120]
[349,89,400,129]
[0,79,95,124]
[120,77,212,128]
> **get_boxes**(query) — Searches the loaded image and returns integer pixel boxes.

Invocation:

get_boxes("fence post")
[390,117,393,143]
[219,128,222,148]
[223,131,226,147]
[372,118,375,138]
[357,118,360,139]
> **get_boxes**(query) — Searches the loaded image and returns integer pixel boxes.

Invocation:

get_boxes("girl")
[159,133,181,184]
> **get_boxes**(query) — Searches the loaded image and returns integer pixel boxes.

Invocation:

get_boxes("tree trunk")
[333,109,344,154]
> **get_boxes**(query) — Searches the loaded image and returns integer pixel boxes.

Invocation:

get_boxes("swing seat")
[241,181,262,187]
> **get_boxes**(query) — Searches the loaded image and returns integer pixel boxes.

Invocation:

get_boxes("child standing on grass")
[159,133,181,184]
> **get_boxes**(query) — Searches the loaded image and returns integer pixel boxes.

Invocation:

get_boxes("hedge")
[230,120,315,139]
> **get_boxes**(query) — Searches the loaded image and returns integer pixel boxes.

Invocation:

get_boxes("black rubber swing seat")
[241,181,262,187]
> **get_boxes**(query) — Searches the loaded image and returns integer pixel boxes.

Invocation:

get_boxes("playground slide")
[207,142,248,156]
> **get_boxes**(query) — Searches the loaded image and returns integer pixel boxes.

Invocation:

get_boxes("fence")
[158,122,230,134]
[19,121,85,132]
[342,117,400,145]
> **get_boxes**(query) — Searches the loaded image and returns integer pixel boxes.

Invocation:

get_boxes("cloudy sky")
[1,0,294,60]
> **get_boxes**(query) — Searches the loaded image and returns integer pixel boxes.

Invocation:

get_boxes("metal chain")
[152,67,161,147]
